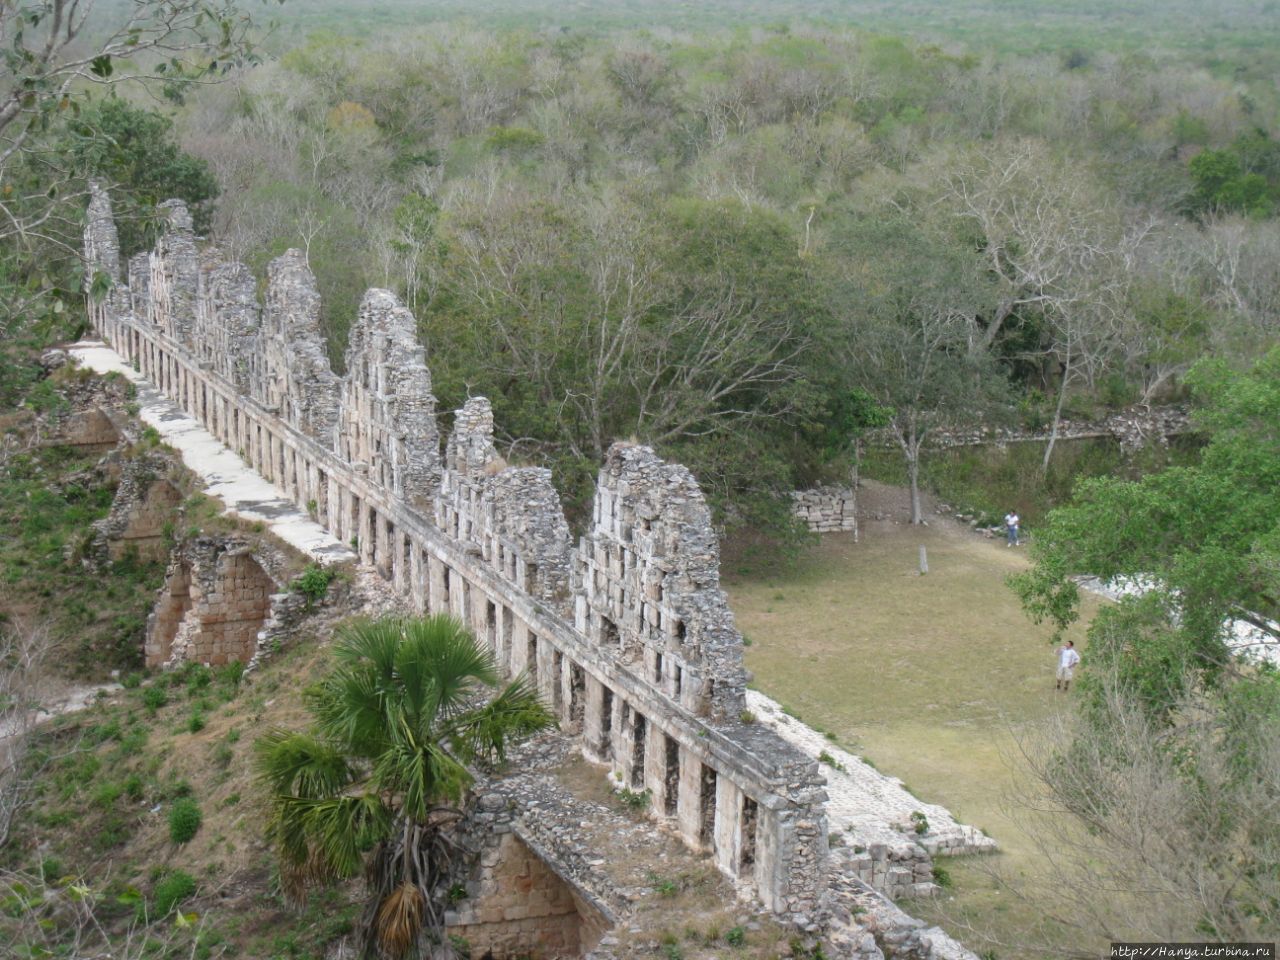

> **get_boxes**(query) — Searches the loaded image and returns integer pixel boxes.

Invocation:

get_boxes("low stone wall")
[881,406,1193,456]
[827,874,980,960]
[792,486,857,534]
[746,691,994,901]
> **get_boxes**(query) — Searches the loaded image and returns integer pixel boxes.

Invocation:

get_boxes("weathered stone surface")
[149,200,200,344]
[792,485,857,535]
[339,289,441,507]
[260,250,340,441]
[579,442,747,720]
[90,454,183,564]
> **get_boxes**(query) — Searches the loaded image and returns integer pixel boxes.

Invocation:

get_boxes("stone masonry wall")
[448,831,606,958]
[145,537,287,669]
[792,486,857,535]
[84,189,827,921]
[91,453,183,563]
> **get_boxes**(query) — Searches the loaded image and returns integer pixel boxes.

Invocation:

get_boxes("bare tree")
[0,866,226,958]
[941,658,1280,958]
[0,615,57,848]
[0,0,257,240]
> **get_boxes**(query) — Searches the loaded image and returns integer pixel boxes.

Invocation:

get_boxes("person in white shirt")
[1056,640,1081,691]
[1004,511,1020,547]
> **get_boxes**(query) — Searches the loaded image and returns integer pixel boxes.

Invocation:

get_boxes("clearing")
[724,480,1102,958]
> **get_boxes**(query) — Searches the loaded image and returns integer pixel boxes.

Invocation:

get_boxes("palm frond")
[254,729,354,798]
[301,792,394,880]
[444,673,555,765]
[403,614,500,727]
[312,664,395,758]
[333,616,406,679]
[372,735,473,819]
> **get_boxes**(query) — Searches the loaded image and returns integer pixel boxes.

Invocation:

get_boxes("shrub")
[141,685,167,712]
[739,709,757,724]
[931,865,953,888]
[211,741,233,769]
[651,874,679,897]
[187,710,206,734]
[725,926,747,947]
[910,810,929,836]
[616,787,651,812]
[293,563,334,605]
[167,797,202,844]
[153,870,196,917]
[91,782,124,808]
[818,750,846,772]
[218,661,246,688]
[122,774,145,801]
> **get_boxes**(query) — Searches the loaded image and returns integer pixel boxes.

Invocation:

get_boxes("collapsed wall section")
[83,187,829,927]
[91,453,183,563]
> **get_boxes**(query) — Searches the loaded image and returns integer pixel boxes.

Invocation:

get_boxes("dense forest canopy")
[6,0,1280,540]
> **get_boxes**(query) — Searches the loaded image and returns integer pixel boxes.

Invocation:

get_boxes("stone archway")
[447,833,611,959]
[144,542,279,669]
[186,552,273,666]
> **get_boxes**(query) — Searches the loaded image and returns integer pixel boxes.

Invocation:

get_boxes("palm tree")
[255,614,553,959]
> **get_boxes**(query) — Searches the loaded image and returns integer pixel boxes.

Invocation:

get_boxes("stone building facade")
[84,191,829,921]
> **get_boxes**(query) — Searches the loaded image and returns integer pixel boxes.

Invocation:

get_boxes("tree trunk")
[850,438,862,542]
[907,446,922,525]
[1042,361,1071,475]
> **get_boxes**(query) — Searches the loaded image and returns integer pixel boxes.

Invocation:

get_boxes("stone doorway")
[447,832,610,959]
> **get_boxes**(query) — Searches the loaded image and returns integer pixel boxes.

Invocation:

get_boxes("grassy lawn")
[724,512,1101,957]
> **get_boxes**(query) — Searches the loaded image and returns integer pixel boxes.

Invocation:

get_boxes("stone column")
[409,544,426,612]
[676,746,704,846]
[714,778,743,880]
[427,554,447,614]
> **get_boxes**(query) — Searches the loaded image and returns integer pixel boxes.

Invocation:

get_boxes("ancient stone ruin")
[83,187,990,958]
[90,453,183,563]
[145,536,292,669]
[792,485,858,535]
[85,185,827,919]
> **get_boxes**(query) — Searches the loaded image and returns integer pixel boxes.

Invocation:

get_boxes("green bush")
[122,773,145,801]
[141,685,167,712]
[292,563,334,605]
[616,787,651,812]
[167,797,202,845]
[725,926,747,947]
[153,870,197,917]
